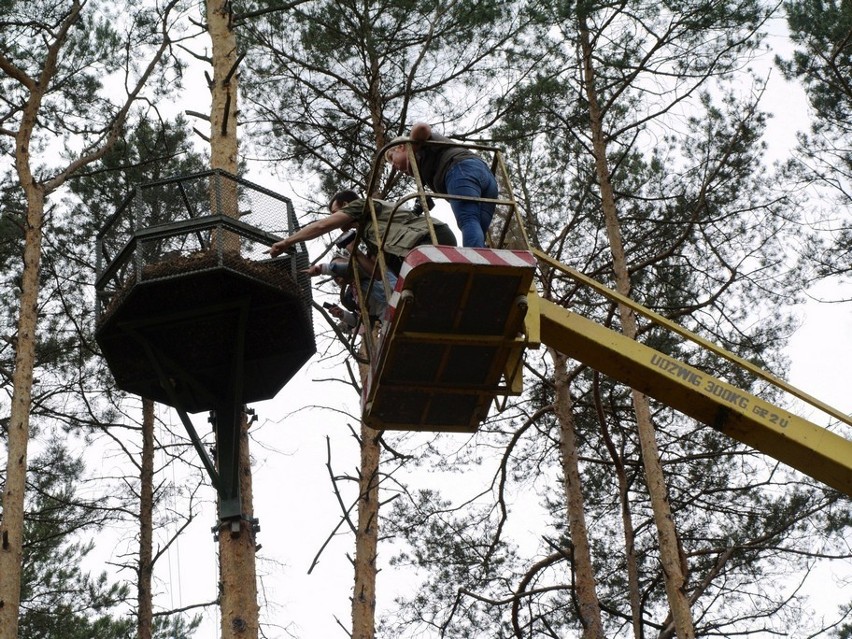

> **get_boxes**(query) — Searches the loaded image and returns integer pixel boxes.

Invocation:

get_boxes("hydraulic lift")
[357,138,852,496]
[362,244,536,432]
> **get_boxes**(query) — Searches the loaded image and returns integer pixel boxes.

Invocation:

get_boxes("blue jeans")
[444,158,499,248]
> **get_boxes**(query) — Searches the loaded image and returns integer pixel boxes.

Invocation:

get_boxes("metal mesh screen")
[95,170,311,324]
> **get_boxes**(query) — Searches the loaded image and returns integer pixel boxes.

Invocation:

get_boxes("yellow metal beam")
[533,248,852,429]
[538,296,852,495]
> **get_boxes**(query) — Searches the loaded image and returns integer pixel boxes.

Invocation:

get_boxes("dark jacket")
[414,132,480,192]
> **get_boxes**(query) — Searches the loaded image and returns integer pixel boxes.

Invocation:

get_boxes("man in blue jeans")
[386,122,499,248]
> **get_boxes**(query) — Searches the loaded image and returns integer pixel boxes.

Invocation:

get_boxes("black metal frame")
[95,170,313,524]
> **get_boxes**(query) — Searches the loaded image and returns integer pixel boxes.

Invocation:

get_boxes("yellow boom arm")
[536,294,852,495]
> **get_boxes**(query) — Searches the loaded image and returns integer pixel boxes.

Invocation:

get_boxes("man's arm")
[267,210,353,257]
[351,247,378,278]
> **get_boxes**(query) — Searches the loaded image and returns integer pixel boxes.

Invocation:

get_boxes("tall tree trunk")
[138,398,156,639]
[348,60,394,633]
[351,422,380,639]
[0,27,52,629]
[577,14,695,639]
[352,343,380,638]
[208,0,239,174]
[0,2,173,633]
[207,0,240,250]
[206,1,259,636]
[0,185,45,639]
[594,376,643,637]
[218,412,259,638]
[551,350,605,639]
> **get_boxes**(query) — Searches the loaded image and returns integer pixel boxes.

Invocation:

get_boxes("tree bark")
[207,0,239,175]
[351,340,380,639]
[207,0,240,249]
[594,377,643,637]
[218,412,259,639]
[138,399,155,639]
[577,13,695,639]
[0,2,174,634]
[551,349,606,639]
[0,187,45,639]
[206,2,259,636]
[0,8,57,630]
[351,421,380,639]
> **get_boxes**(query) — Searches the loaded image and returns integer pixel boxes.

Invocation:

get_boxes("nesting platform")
[96,252,314,413]
[94,171,315,415]
[362,246,537,432]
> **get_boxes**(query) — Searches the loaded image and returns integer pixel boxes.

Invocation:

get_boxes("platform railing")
[95,170,311,325]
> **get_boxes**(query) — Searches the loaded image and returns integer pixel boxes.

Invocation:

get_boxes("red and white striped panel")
[385,246,536,319]
[399,245,537,277]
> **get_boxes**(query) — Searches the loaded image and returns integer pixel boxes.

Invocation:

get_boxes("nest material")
[99,249,302,327]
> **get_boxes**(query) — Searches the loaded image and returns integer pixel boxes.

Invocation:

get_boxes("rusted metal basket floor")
[363,246,536,432]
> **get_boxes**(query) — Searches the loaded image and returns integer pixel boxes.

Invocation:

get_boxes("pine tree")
[203,2,261,635]
[65,112,210,639]
[379,1,851,637]
[0,2,186,635]
[239,3,542,637]
[13,438,203,639]
[17,442,132,638]
[241,0,536,200]
[777,0,852,280]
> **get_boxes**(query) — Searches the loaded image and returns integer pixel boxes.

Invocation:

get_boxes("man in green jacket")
[267,189,456,273]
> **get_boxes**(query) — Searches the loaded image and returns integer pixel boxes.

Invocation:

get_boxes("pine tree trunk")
[0,188,45,639]
[207,0,239,175]
[551,350,605,639]
[138,398,155,639]
[205,1,259,636]
[351,422,380,639]
[218,412,259,639]
[351,341,380,639]
[577,14,695,639]
[0,3,176,634]
[207,0,240,253]
[595,379,644,637]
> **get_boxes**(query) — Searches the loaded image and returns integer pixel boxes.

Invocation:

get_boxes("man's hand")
[387,146,411,174]
[267,237,292,257]
[323,301,344,319]
[303,264,323,276]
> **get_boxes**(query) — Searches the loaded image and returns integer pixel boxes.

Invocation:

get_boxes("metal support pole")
[121,297,253,523]
[213,296,249,522]
[211,402,242,521]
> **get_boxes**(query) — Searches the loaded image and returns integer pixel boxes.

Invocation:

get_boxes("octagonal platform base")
[96,259,315,413]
